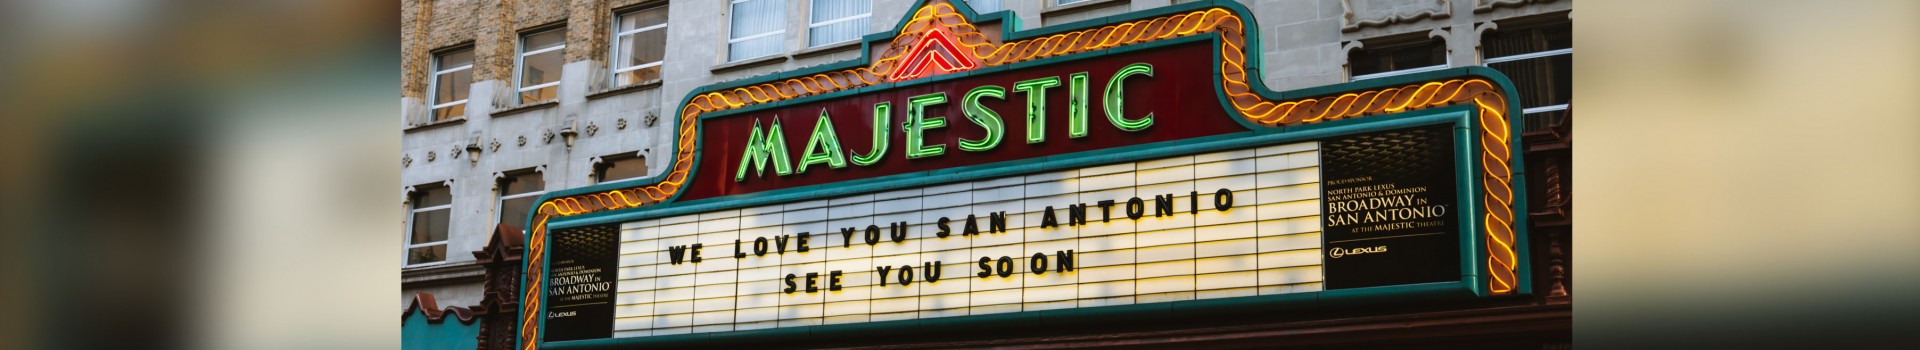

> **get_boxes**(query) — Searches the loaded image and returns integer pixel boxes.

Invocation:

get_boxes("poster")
[542,223,619,341]
[1320,124,1462,290]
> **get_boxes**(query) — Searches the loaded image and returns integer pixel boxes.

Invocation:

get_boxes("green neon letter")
[1105,63,1154,132]
[851,102,890,166]
[797,109,848,173]
[959,85,1006,152]
[1012,76,1061,144]
[905,92,949,159]
[1068,72,1090,138]
[735,117,793,182]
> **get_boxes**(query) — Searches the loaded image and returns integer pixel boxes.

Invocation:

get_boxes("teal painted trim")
[1454,117,1487,297]
[547,109,1470,231]
[542,280,1476,349]
[403,309,482,350]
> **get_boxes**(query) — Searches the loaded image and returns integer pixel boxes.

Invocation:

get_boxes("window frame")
[594,154,650,184]
[611,5,670,86]
[1056,0,1093,6]
[495,171,547,229]
[1480,18,1572,130]
[806,0,872,48]
[1484,47,1573,116]
[516,27,568,104]
[403,186,454,268]
[427,46,474,121]
[727,0,789,62]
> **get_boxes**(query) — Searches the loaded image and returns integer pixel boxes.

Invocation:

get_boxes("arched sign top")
[518,1,1527,348]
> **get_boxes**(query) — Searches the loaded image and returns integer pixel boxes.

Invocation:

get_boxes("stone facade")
[399,0,1570,309]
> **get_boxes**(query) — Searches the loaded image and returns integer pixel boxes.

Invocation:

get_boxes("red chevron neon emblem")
[888,27,979,82]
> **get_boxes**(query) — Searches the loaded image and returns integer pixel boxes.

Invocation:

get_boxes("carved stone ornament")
[402,154,412,167]
[517,135,528,147]
[426,151,436,162]
[490,138,502,152]
[1342,0,1452,32]
[542,130,556,144]
[643,112,658,127]
[616,118,628,130]
[450,146,464,159]
[586,122,600,137]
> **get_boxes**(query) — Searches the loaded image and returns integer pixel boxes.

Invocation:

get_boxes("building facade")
[401,0,1571,348]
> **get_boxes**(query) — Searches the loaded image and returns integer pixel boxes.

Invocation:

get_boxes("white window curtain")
[809,0,871,47]
[729,0,787,62]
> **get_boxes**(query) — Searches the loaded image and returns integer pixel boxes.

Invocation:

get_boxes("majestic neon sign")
[734,64,1156,181]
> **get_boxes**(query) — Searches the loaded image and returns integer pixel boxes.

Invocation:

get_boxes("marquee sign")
[517,1,1529,348]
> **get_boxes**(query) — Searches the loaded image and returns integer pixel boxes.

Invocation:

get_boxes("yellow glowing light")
[519,3,1520,348]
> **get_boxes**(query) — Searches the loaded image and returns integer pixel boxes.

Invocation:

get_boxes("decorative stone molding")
[489,138,502,152]
[1338,41,1367,81]
[585,122,600,137]
[1341,0,1451,33]
[426,151,436,162]
[616,118,627,130]
[542,129,556,144]
[401,292,479,325]
[517,135,528,147]
[1475,0,1559,13]
[449,145,464,159]
[402,154,413,168]
[643,111,658,128]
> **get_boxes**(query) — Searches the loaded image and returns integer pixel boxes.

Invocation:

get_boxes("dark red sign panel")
[684,41,1245,201]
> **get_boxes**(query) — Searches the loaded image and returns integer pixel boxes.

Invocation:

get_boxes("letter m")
[736,118,794,182]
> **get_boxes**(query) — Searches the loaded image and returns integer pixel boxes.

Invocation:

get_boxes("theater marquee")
[518,1,1532,348]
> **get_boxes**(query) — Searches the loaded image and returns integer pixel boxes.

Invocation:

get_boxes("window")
[518,28,566,104]
[614,5,669,87]
[497,171,545,229]
[1348,38,1449,80]
[1482,20,1571,131]
[729,0,787,62]
[405,184,453,266]
[968,0,1003,13]
[429,48,473,121]
[1056,0,1093,5]
[809,0,871,47]
[595,155,649,184]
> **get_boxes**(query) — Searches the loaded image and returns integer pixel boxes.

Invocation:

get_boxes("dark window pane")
[616,66,662,87]
[520,86,558,104]
[411,208,449,243]
[631,28,666,68]
[1522,110,1567,133]
[434,69,471,104]
[619,6,668,32]
[598,156,649,183]
[1483,21,1571,58]
[431,103,466,121]
[523,29,566,52]
[1489,54,1571,108]
[408,245,447,265]
[1349,39,1445,76]
[436,49,473,69]
[500,196,538,227]
[520,50,563,87]
[502,172,545,196]
[414,186,451,207]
